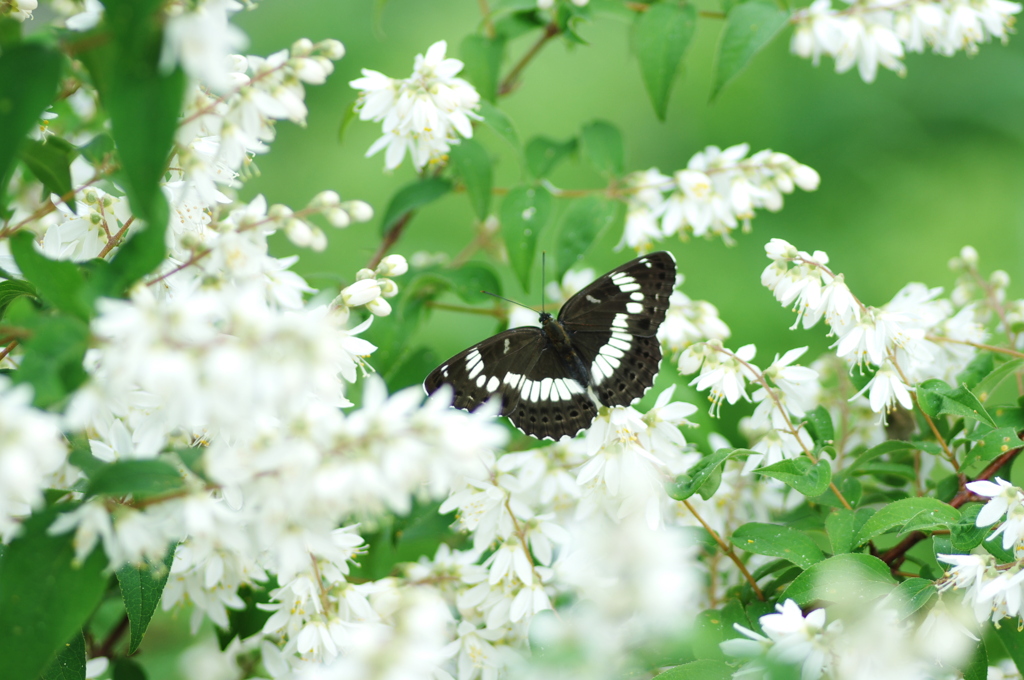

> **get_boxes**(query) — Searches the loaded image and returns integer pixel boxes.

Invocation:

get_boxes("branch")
[498,23,560,97]
[683,499,765,601]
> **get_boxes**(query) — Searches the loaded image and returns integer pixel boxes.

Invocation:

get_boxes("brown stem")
[498,23,560,96]
[477,0,496,38]
[880,442,1023,567]
[366,211,414,271]
[0,340,18,362]
[0,174,107,237]
[682,499,765,601]
[94,614,130,658]
[926,336,1024,360]
[97,216,135,259]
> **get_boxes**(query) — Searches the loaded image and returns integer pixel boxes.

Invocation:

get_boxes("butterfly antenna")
[541,251,547,315]
[481,290,537,313]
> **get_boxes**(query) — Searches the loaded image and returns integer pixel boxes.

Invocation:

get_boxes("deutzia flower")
[969,477,1024,552]
[351,40,481,172]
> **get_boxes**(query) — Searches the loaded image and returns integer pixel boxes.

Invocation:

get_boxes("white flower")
[160,0,249,93]
[969,477,1024,551]
[351,40,481,171]
[0,378,68,540]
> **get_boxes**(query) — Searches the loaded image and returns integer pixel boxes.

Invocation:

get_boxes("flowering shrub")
[0,1,1023,680]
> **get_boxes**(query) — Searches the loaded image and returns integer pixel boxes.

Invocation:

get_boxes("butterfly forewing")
[559,251,675,407]
[424,251,677,441]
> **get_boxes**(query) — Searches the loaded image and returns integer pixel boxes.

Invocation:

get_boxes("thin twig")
[498,23,560,96]
[366,211,414,271]
[93,614,130,658]
[682,499,765,601]
[0,340,18,363]
[96,216,135,259]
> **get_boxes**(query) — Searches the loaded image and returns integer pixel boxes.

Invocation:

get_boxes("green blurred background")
[147,3,1024,676]
[234,0,1024,372]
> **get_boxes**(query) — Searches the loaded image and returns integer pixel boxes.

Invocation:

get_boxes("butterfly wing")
[423,327,600,441]
[558,251,676,407]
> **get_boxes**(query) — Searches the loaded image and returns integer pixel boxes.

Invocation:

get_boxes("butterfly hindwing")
[424,327,546,415]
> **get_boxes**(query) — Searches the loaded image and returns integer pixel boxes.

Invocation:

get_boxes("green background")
[235,0,1024,375]
[148,2,1024,676]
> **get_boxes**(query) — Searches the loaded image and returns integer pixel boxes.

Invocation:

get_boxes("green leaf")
[40,631,85,680]
[79,0,183,229]
[781,553,895,606]
[958,353,995,390]
[961,425,1021,470]
[630,3,697,120]
[994,624,1024,674]
[811,474,862,509]
[87,459,185,499]
[917,379,997,428]
[80,133,115,166]
[755,457,831,497]
[803,405,835,445]
[825,508,855,554]
[669,448,752,501]
[0,43,62,201]
[501,185,553,292]
[951,503,989,552]
[879,577,936,618]
[477,100,520,149]
[448,139,493,221]
[854,497,960,546]
[845,440,915,474]
[9,228,93,321]
[730,523,824,570]
[0,279,37,319]
[461,34,506,102]
[112,658,146,680]
[439,261,504,305]
[116,545,175,654]
[692,599,750,659]
[379,177,453,235]
[554,195,619,281]
[20,138,77,213]
[711,1,790,101]
[525,135,577,178]
[580,120,624,176]
[5,299,90,408]
[975,358,1024,401]
[0,507,108,680]
[653,659,734,680]
[963,640,988,680]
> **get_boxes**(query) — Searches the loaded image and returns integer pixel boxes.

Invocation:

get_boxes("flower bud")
[792,164,820,191]
[366,296,392,316]
[316,39,345,60]
[291,38,314,57]
[991,270,1010,289]
[325,208,350,228]
[355,268,376,281]
[377,254,408,278]
[959,245,979,267]
[342,200,373,222]
[379,278,399,298]
[310,190,340,209]
[341,278,381,307]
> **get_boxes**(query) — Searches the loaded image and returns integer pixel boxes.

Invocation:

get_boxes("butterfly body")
[424,252,676,441]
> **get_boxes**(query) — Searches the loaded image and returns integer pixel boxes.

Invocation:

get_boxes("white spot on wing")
[630,291,644,301]
[486,376,499,392]
[476,374,486,388]
[503,338,510,354]
[540,377,553,401]
[554,380,571,400]
[626,302,643,314]
[612,313,628,329]
[586,295,600,303]
[618,282,641,292]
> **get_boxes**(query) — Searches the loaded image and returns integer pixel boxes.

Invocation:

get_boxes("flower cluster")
[335,254,409,319]
[791,0,1023,83]
[937,478,1024,625]
[415,389,703,679]
[680,341,820,470]
[0,377,69,541]
[351,40,481,172]
[617,145,820,252]
[723,598,975,680]
[762,238,986,418]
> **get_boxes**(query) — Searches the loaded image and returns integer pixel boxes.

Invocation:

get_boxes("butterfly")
[423,251,676,441]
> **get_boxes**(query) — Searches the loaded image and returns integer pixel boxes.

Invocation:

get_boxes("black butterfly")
[423,252,676,441]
